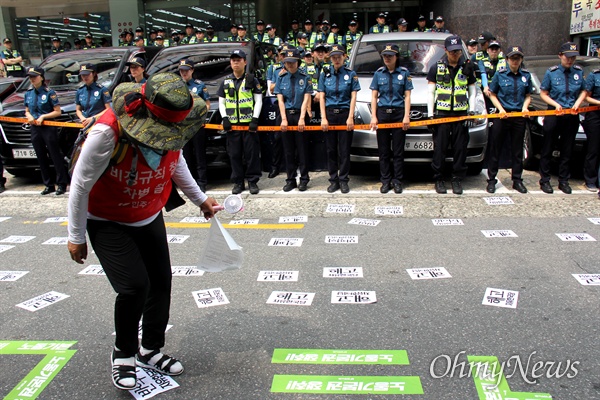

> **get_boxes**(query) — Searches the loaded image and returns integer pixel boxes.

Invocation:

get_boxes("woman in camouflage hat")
[67,72,218,390]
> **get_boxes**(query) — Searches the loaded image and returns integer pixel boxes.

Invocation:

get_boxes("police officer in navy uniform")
[24,66,69,195]
[538,42,587,194]
[1,38,24,77]
[431,16,450,33]
[217,50,263,195]
[486,46,532,194]
[345,20,362,54]
[369,43,413,194]
[318,44,361,193]
[50,37,64,54]
[274,48,313,192]
[582,62,600,192]
[75,63,111,128]
[83,33,97,49]
[426,35,477,195]
[369,13,391,34]
[179,59,211,192]
[413,15,429,32]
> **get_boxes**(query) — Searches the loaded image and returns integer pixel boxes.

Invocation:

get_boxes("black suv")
[0,46,161,176]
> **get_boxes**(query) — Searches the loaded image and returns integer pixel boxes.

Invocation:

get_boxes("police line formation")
[1,14,599,198]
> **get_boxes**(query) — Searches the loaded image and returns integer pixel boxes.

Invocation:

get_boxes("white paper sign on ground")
[279,216,308,223]
[326,204,355,213]
[16,291,70,312]
[268,238,303,247]
[42,237,68,245]
[166,235,189,244]
[481,230,518,238]
[348,218,381,227]
[257,271,299,281]
[43,217,68,223]
[484,197,515,205]
[331,291,377,304]
[432,219,464,226]
[572,274,600,285]
[0,245,15,253]
[266,291,315,306]
[0,271,29,281]
[228,219,259,225]
[171,266,205,276]
[587,217,600,225]
[323,267,363,278]
[406,267,452,280]
[325,235,358,244]
[113,322,173,339]
[78,265,106,275]
[374,206,403,216]
[0,217,11,223]
[129,367,179,399]
[482,288,519,309]
[198,217,243,272]
[556,233,596,242]
[180,216,209,223]
[192,288,229,308]
[0,235,35,244]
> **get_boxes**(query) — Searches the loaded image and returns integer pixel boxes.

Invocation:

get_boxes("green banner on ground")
[271,375,424,394]
[271,348,409,365]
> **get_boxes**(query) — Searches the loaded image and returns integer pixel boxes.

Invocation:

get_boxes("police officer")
[118,32,127,46]
[134,26,146,45]
[180,24,195,44]
[486,46,532,194]
[236,25,250,42]
[471,32,494,79]
[479,40,505,111]
[74,38,83,50]
[297,33,309,53]
[83,33,97,49]
[134,36,145,48]
[582,60,600,191]
[426,35,477,195]
[327,23,343,45]
[274,48,312,191]
[188,28,204,44]
[370,13,390,33]
[50,37,64,54]
[431,16,450,33]
[318,44,361,193]
[318,21,331,44]
[413,15,429,32]
[148,29,157,46]
[75,63,111,128]
[467,38,478,57]
[127,57,148,84]
[217,50,263,194]
[179,59,211,192]
[204,26,218,42]
[303,20,319,49]
[254,20,267,42]
[369,43,413,194]
[345,21,362,54]
[123,31,134,47]
[396,18,408,32]
[154,35,165,48]
[226,24,238,42]
[538,42,587,194]
[264,25,282,46]
[24,66,69,195]
[1,38,24,77]
[286,20,302,47]
[157,28,170,47]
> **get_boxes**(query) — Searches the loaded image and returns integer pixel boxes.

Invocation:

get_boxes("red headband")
[124,83,192,123]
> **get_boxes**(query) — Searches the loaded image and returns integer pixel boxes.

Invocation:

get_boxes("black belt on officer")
[286,109,301,115]
[326,108,349,114]
[381,107,403,114]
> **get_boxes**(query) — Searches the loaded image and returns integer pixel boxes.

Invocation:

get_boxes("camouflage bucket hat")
[112,72,207,151]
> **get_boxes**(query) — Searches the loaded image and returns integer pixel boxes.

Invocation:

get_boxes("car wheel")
[523,122,538,171]
[467,161,483,176]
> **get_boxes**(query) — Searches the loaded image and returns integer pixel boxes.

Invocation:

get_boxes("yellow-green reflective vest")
[224,77,254,124]
[435,62,469,112]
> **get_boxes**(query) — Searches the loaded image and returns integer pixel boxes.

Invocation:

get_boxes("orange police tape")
[0,105,598,131]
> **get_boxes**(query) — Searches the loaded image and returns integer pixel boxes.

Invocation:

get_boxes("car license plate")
[12,149,37,159]
[405,140,433,151]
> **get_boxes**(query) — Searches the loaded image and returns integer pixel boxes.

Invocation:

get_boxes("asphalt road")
[0,165,599,400]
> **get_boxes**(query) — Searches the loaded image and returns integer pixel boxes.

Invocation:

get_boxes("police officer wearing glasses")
[274,48,313,191]
[538,42,587,194]
[369,43,413,194]
[486,46,532,194]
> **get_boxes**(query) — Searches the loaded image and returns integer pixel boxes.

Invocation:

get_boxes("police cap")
[559,42,579,57]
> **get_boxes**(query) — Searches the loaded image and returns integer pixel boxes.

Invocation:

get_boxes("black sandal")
[136,349,183,376]
[111,350,137,390]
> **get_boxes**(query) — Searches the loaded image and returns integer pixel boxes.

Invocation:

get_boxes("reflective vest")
[305,63,318,90]
[224,76,255,124]
[265,36,282,46]
[481,57,506,81]
[435,62,469,112]
[3,50,22,71]
[253,32,267,42]
[305,32,318,48]
[371,24,390,33]
[204,36,218,43]
[326,33,343,45]
[188,36,201,44]
[345,31,362,53]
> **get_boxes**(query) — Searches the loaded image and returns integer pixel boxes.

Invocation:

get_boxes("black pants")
[7,68,25,78]
[325,109,353,183]
[376,108,406,184]
[582,110,600,187]
[278,112,310,184]
[271,131,284,172]
[31,125,69,187]
[487,116,526,182]
[431,120,469,180]
[226,127,261,184]
[87,213,172,356]
[182,127,207,186]
[539,114,579,184]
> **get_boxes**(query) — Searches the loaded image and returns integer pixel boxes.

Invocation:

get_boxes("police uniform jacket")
[317,65,361,108]
[540,64,584,108]
[369,66,413,108]
[76,82,111,118]
[584,69,600,100]
[186,79,210,101]
[369,24,390,34]
[489,67,533,111]
[24,86,60,119]
[273,69,312,109]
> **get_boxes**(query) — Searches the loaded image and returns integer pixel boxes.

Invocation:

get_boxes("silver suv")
[348,32,488,174]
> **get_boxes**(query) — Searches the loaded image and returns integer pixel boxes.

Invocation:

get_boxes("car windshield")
[17,51,126,92]
[353,40,447,75]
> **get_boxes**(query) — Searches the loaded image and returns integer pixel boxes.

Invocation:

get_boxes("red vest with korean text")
[88,110,179,223]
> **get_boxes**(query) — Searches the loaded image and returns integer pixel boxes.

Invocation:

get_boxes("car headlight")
[473,91,487,126]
